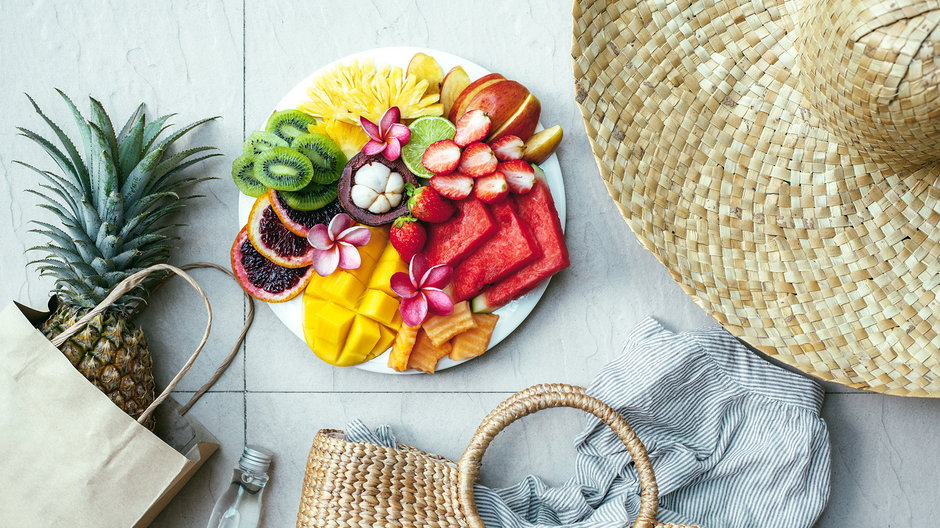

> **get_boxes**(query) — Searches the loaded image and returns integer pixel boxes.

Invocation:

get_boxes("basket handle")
[457,383,661,528]
[50,262,255,424]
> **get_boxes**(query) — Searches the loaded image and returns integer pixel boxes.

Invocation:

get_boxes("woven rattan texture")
[296,385,696,528]
[572,0,940,396]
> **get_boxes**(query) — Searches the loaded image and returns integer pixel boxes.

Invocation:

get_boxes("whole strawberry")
[406,183,455,223]
[390,215,426,262]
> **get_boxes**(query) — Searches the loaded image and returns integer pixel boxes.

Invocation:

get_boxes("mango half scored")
[302,227,406,366]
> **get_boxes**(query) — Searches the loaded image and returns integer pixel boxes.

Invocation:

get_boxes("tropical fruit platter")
[231,47,568,374]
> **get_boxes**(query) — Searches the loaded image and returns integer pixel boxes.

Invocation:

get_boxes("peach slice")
[522,125,564,164]
[449,73,506,122]
[489,93,541,141]
[463,80,532,136]
[440,66,471,118]
[406,52,444,96]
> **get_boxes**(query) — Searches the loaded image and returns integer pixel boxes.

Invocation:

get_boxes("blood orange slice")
[231,227,313,302]
[246,193,314,268]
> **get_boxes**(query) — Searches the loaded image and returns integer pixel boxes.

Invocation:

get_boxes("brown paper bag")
[0,263,254,527]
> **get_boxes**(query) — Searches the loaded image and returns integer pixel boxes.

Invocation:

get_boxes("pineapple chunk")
[337,316,382,367]
[367,325,397,361]
[422,301,476,346]
[358,289,401,327]
[407,330,452,374]
[450,313,499,361]
[388,323,419,372]
[368,258,408,297]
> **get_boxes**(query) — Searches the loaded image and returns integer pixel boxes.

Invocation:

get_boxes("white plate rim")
[237,46,566,374]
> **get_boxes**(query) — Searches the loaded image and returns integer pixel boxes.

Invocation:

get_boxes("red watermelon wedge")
[426,198,497,267]
[451,201,540,301]
[471,175,568,312]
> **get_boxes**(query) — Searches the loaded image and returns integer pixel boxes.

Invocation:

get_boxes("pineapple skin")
[41,304,156,429]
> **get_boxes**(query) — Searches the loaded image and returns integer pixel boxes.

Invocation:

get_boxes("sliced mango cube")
[313,336,343,364]
[367,324,396,361]
[358,226,389,265]
[368,258,408,297]
[318,271,367,309]
[344,259,377,286]
[314,303,356,345]
[358,289,401,327]
[377,241,404,263]
[337,316,382,366]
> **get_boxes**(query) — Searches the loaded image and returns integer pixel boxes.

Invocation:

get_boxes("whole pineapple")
[18,91,218,428]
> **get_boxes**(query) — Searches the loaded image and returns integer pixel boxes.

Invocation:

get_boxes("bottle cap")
[239,444,274,473]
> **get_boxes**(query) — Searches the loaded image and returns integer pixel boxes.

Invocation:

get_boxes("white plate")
[238,46,566,374]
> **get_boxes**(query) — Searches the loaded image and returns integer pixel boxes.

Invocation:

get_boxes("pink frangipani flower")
[360,106,411,161]
[390,254,454,327]
[307,213,372,276]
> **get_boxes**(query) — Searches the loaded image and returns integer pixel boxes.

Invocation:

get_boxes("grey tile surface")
[0,1,938,527]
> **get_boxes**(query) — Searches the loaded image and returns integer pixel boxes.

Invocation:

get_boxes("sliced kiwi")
[231,154,267,197]
[265,110,317,145]
[291,132,347,184]
[281,180,339,211]
[243,130,288,155]
[252,146,314,191]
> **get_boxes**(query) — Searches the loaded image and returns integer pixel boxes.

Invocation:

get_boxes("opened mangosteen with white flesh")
[338,152,417,226]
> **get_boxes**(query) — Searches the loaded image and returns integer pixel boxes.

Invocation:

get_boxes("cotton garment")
[347,318,831,528]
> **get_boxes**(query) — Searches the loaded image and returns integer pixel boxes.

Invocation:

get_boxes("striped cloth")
[347,318,831,527]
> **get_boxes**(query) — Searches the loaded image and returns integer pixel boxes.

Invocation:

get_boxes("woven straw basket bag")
[572,0,940,396]
[296,384,696,528]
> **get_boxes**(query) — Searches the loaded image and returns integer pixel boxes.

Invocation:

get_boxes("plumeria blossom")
[360,106,411,161]
[307,213,372,276]
[390,254,454,327]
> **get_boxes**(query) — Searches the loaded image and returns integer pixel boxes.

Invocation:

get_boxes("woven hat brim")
[572,0,940,396]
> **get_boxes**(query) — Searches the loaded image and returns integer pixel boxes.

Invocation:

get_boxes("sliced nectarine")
[463,80,531,135]
[522,125,563,164]
[449,73,505,122]
[440,66,471,118]
[490,93,541,141]
[406,52,444,96]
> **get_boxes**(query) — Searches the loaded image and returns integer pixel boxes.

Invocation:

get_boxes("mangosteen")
[338,153,417,226]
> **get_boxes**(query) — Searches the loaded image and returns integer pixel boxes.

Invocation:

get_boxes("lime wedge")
[402,116,456,178]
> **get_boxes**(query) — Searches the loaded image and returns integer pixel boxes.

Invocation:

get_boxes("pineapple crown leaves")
[17,90,221,311]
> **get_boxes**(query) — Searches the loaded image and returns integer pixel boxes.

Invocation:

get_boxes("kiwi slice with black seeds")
[291,132,347,184]
[243,130,288,155]
[265,110,317,145]
[231,154,267,197]
[252,146,314,191]
[281,180,339,211]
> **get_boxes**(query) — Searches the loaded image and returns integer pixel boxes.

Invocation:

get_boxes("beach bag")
[296,383,696,528]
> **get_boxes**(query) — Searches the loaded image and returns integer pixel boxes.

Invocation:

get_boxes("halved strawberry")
[498,160,535,194]
[474,172,509,203]
[458,142,497,178]
[489,135,524,161]
[454,109,491,147]
[430,173,474,200]
[422,139,461,175]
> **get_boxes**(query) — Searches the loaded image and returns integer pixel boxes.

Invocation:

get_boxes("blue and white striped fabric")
[347,318,830,528]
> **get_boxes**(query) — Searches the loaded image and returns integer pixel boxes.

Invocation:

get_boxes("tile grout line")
[241,0,248,448]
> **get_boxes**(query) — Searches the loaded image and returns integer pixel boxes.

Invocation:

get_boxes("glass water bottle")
[206,445,273,528]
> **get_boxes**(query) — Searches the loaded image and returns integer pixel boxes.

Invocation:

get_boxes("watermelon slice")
[451,201,540,301]
[471,176,569,312]
[426,198,497,267]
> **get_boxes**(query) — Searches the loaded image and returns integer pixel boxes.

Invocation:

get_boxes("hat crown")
[797,0,940,171]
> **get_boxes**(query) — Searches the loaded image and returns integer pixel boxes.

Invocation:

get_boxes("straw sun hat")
[572,0,939,396]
